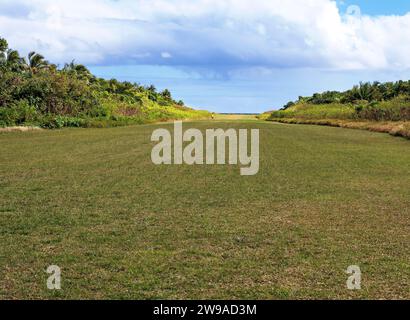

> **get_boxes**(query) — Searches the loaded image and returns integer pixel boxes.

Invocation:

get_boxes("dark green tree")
[24,51,49,74]
[161,89,172,100]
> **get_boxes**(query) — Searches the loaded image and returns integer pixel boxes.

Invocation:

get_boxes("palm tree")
[6,49,24,70]
[161,89,172,100]
[62,60,92,80]
[0,38,8,58]
[355,82,374,101]
[5,49,20,64]
[147,85,157,93]
[0,46,24,72]
[24,51,49,74]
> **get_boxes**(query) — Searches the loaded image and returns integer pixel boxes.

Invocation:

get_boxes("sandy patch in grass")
[0,126,43,133]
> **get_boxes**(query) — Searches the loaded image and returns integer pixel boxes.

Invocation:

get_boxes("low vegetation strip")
[265,81,410,139]
[0,37,210,129]
[269,118,410,140]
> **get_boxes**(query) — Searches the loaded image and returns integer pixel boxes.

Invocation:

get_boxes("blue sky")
[1,0,410,112]
[338,1,410,16]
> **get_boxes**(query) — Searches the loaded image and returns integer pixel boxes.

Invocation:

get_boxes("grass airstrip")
[0,120,409,299]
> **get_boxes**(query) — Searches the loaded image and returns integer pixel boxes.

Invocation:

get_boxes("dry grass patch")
[0,126,43,133]
[269,118,410,139]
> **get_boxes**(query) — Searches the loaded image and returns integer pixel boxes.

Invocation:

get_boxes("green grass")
[0,121,409,299]
[214,114,259,121]
[269,103,356,120]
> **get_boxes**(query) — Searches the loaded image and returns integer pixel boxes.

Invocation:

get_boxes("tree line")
[0,37,188,128]
[282,81,410,110]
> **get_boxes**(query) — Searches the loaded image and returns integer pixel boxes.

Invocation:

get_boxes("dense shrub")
[356,96,410,121]
[0,37,209,128]
[272,82,410,122]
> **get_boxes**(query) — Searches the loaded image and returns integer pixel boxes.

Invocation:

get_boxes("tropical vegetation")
[0,37,209,128]
[267,81,410,138]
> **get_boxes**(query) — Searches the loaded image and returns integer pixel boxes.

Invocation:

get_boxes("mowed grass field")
[214,114,259,121]
[0,121,409,299]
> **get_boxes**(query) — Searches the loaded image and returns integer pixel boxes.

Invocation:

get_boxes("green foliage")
[0,37,209,128]
[355,96,410,121]
[0,100,38,126]
[39,115,86,129]
[270,103,355,120]
[274,80,410,122]
[282,81,410,110]
[0,38,7,53]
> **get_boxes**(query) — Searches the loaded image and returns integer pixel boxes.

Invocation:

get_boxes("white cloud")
[0,0,410,70]
[161,52,172,59]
